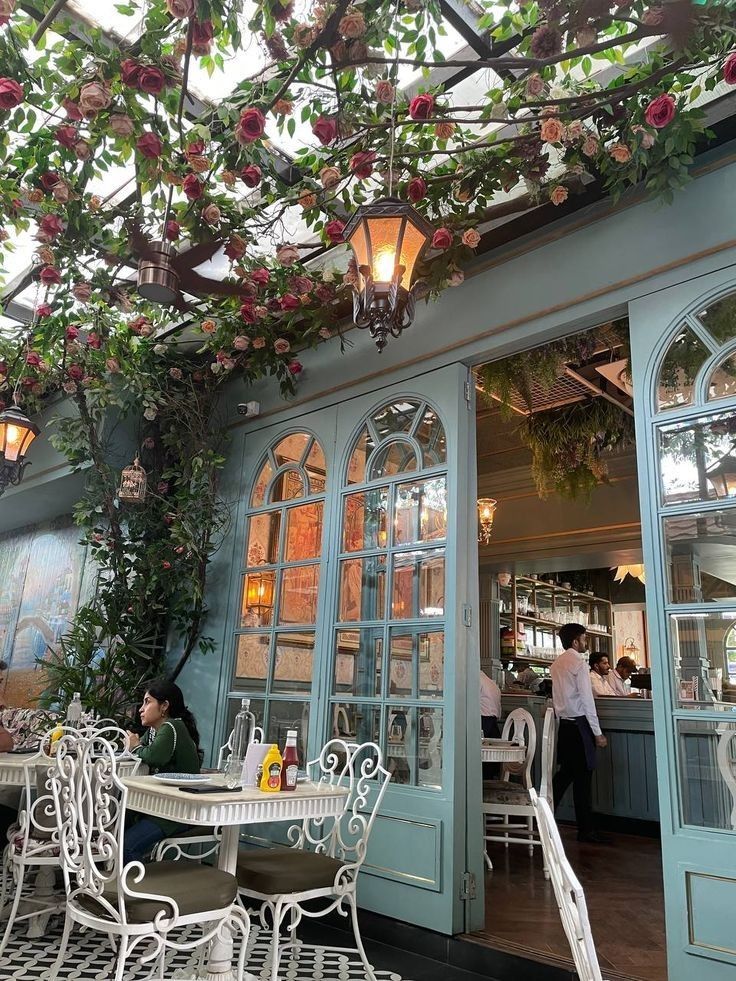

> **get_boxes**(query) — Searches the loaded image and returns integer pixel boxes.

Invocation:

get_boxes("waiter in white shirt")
[589,652,614,697]
[550,623,608,843]
[607,656,638,696]
[480,670,502,779]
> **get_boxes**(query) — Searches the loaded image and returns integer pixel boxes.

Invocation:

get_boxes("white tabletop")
[122,774,349,827]
[481,739,526,763]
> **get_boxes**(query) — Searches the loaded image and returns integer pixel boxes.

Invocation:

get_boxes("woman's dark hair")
[145,678,200,747]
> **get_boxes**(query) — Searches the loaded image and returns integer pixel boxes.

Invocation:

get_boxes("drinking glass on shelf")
[517,595,529,615]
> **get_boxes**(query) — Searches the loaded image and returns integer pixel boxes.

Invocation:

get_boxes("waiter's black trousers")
[553,720,594,836]
[481,715,501,780]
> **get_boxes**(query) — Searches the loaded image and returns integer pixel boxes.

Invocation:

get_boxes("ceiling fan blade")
[179,270,246,297]
[172,239,225,271]
[172,292,192,313]
[125,220,157,261]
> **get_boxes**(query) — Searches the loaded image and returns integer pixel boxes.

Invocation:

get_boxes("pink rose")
[252,336,266,349]
[540,117,564,144]
[338,9,366,38]
[299,190,317,209]
[182,173,204,200]
[609,142,632,164]
[74,140,91,160]
[36,303,52,317]
[39,171,60,191]
[725,52,736,86]
[315,283,335,303]
[409,93,434,120]
[632,124,655,149]
[240,164,262,188]
[110,113,135,137]
[462,228,480,249]
[25,352,41,366]
[407,175,427,203]
[78,80,111,115]
[325,220,345,244]
[289,275,312,294]
[120,59,142,88]
[240,302,257,323]
[644,93,676,129]
[138,66,167,95]
[136,132,163,158]
[233,335,250,351]
[87,331,101,349]
[191,18,214,54]
[274,337,291,353]
[51,180,71,204]
[165,220,180,241]
[375,79,395,105]
[65,325,80,340]
[202,202,221,224]
[166,0,197,17]
[235,107,266,144]
[581,135,599,157]
[39,214,64,239]
[431,227,452,250]
[288,359,303,376]
[252,268,270,285]
[67,364,84,381]
[312,115,338,146]
[56,125,78,149]
[549,185,569,206]
[277,243,300,266]
[62,97,83,120]
[350,150,376,178]
[565,120,584,142]
[279,294,300,312]
[72,281,92,302]
[169,366,183,380]
[319,165,341,189]
[448,269,464,287]
[39,265,61,285]
[525,73,544,98]
[224,233,246,260]
[0,78,24,109]
[105,357,121,373]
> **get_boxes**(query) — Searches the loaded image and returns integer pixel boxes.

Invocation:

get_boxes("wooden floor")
[466,827,668,981]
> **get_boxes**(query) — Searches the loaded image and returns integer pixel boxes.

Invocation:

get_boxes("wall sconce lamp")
[477,498,497,545]
[0,407,40,497]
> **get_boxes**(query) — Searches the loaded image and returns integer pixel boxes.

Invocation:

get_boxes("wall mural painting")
[0,520,88,708]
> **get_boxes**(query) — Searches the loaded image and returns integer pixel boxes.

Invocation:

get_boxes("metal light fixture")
[706,452,736,499]
[118,456,147,504]
[612,564,646,584]
[344,197,434,353]
[138,240,180,305]
[477,497,497,545]
[0,407,40,496]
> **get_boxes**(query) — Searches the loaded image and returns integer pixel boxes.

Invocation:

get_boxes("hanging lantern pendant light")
[0,406,40,497]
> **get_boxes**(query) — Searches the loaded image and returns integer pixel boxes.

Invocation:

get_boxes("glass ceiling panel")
[67,0,146,41]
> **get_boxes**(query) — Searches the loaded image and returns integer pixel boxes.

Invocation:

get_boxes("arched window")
[233,432,327,751]
[331,399,448,790]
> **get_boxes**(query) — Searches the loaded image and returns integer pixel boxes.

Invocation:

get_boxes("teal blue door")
[630,270,736,980]
[226,363,481,935]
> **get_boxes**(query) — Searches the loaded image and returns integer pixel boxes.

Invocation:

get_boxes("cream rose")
[319,165,341,189]
[277,243,300,266]
[549,185,569,206]
[202,202,221,224]
[462,228,481,249]
[338,8,366,38]
[79,80,111,115]
[540,117,564,144]
[608,142,632,164]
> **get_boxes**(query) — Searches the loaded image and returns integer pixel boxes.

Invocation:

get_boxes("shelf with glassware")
[498,574,612,666]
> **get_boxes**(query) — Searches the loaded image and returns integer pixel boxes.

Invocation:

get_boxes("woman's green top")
[132,717,201,834]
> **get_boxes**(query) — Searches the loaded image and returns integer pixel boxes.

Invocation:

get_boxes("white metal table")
[123,774,349,981]
[481,738,526,764]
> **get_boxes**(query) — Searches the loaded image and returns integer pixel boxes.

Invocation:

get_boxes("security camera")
[237,401,260,417]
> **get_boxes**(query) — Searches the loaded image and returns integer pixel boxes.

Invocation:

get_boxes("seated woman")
[124,678,200,864]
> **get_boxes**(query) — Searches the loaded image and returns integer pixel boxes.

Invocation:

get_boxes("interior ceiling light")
[612,564,646,584]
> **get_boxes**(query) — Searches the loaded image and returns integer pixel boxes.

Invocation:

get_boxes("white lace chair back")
[288,740,390,872]
[530,789,603,981]
[539,707,557,808]
[501,708,536,785]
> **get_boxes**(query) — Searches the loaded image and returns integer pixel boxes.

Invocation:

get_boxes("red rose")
[280,292,300,311]
[251,267,270,285]
[120,58,142,88]
[431,227,453,250]
[288,275,312,294]
[138,66,167,95]
[724,52,736,86]
[0,78,24,110]
[161,560,172,570]
[407,175,427,203]
[315,282,335,303]
[235,107,266,144]
[350,150,376,179]
[288,360,303,376]
[63,97,83,121]
[65,325,79,340]
[55,125,79,150]
[240,302,257,323]
[192,18,214,45]
[67,364,84,381]
[25,352,41,366]
[87,331,101,349]
[182,173,203,200]
[165,220,180,241]
[39,214,65,238]
[185,138,205,159]
[224,235,246,260]
[409,93,434,120]
[39,265,61,285]
[644,93,676,129]
[312,115,337,146]
[136,131,163,158]
[240,164,262,187]
[36,303,52,317]
[39,171,60,192]
[325,219,345,244]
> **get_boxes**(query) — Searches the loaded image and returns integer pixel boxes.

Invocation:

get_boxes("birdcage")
[118,456,147,503]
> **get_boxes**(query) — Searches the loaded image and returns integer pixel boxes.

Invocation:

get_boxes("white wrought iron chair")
[48,727,250,981]
[483,707,556,874]
[236,739,391,981]
[530,789,607,981]
[152,724,264,862]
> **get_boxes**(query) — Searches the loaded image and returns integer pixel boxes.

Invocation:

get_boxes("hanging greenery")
[519,398,636,501]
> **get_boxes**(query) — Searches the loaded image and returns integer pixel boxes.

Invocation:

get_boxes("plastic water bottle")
[66,692,83,729]
[231,698,255,761]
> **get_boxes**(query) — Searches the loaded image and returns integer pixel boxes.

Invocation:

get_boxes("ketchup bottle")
[281,729,299,791]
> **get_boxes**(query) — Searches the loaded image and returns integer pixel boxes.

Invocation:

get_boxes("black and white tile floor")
[0,920,409,981]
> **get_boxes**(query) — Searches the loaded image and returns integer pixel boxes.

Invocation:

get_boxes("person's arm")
[0,725,13,753]
[133,722,176,769]
[577,662,603,736]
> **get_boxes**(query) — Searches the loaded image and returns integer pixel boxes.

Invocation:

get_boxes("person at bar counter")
[513,661,539,689]
[589,652,613,697]
[607,655,639,696]
[550,623,609,844]
[479,669,502,779]
[125,678,201,863]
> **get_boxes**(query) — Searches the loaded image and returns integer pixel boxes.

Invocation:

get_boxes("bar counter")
[500,694,659,825]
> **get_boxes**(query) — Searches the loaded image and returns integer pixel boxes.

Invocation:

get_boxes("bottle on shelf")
[230,697,256,762]
[259,743,283,793]
[281,730,299,791]
[66,692,83,729]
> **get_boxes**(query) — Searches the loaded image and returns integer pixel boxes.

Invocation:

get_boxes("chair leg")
[527,816,534,855]
[483,850,493,871]
[0,846,9,915]
[270,899,287,981]
[0,863,25,958]
[347,892,375,981]
[114,936,131,981]
[48,913,73,981]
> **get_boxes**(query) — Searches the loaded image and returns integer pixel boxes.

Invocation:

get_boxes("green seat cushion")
[236,848,344,896]
[78,861,237,923]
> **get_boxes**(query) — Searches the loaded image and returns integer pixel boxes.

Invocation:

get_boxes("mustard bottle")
[259,744,283,793]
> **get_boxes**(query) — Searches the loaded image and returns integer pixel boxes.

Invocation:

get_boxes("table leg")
[201,825,257,981]
[25,867,57,938]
